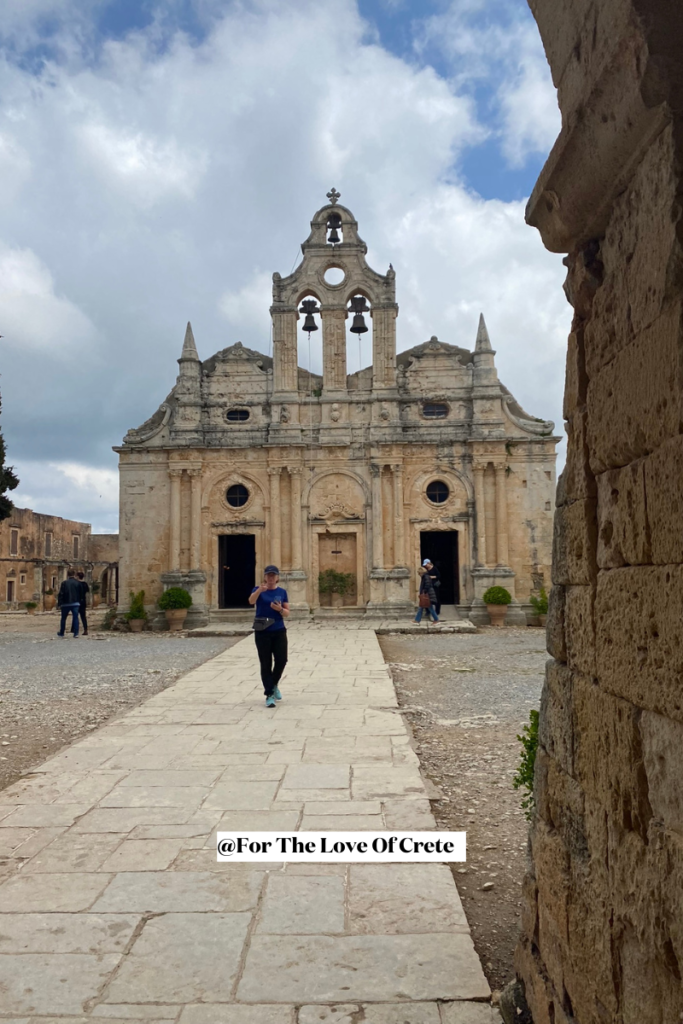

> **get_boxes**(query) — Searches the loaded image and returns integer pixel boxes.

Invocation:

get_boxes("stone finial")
[326,187,341,205]
[180,321,199,361]
[474,313,493,353]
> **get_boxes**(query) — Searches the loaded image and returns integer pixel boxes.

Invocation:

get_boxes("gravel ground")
[0,629,238,791]
[378,627,547,998]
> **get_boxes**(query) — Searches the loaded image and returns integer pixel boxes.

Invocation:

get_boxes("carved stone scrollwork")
[502,394,555,435]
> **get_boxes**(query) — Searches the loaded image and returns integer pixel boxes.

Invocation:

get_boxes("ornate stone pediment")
[313,500,363,522]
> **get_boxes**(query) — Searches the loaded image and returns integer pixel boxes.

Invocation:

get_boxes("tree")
[0,392,19,521]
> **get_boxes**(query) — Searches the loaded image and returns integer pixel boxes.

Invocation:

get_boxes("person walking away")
[423,558,441,616]
[73,571,90,636]
[57,570,82,637]
[248,565,290,708]
[414,567,439,624]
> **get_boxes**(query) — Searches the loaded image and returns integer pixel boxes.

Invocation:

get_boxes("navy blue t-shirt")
[252,586,288,631]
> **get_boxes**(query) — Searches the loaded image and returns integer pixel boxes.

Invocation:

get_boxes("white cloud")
[11,460,118,533]
[0,0,569,527]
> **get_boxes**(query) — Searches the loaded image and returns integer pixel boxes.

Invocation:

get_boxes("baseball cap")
[422,558,431,566]
[264,565,280,574]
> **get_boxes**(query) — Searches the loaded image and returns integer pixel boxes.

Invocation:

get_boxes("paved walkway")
[0,627,496,1024]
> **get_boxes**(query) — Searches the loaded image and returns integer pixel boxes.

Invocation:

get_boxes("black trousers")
[71,602,88,633]
[254,630,288,696]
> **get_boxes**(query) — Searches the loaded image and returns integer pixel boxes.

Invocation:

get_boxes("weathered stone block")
[530,822,570,950]
[572,673,653,838]
[551,499,598,586]
[564,584,596,677]
[596,459,651,568]
[562,331,589,419]
[561,409,596,502]
[595,565,683,723]
[587,307,682,473]
[545,585,567,662]
[539,660,574,777]
[644,435,683,565]
[641,710,683,834]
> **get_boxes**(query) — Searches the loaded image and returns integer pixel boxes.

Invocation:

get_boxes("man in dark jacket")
[72,571,90,636]
[57,570,81,637]
[423,559,442,616]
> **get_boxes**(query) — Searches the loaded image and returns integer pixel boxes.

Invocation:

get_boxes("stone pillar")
[271,308,298,392]
[371,464,384,569]
[188,468,202,570]
[371,306,398,390]
[289,467,302,570]
[321,307,347,391]
[473,464,487,566]
[494,463,509,566]
[392,464,404,567]
[268,467,282,567]
[169,467,183,571]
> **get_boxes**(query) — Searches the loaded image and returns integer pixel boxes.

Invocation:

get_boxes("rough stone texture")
[519,2,683,1021]
[116,201,557,624]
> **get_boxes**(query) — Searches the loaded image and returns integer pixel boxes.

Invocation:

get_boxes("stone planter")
[44,595,56,611]
[330,592,343,608]
[539,614,547,628]
[165,608,188,631]
[486,604,508,627]
[128,618,145,632]
[26,606,37,615]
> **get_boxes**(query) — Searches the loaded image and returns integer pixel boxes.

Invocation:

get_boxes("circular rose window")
[426,480,449,504]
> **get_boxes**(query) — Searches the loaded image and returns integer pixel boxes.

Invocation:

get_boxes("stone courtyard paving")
[0,625,500,1024]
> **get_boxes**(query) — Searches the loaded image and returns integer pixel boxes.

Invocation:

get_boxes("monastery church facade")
[116,193,557,626]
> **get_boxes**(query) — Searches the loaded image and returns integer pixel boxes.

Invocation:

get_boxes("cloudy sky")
[1,0,569,533]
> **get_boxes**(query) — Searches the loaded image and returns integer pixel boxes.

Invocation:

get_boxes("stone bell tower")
[270,189,399,443]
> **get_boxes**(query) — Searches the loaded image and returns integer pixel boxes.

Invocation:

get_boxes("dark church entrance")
[420,531,459,605]
[218,535,255,608]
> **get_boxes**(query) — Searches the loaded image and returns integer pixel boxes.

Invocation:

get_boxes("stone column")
[494,462,509,566]
[188,468,202,570]
[371,306,398,390]
[268,467,282,567]
[289,467,302,570]
[392,464,404,567]
[321,307,347,391]
[473,464,487,566]
[371,464,384,569]
[169,467,183,571]
[271,308,299,392]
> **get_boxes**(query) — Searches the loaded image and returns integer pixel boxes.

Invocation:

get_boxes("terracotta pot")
[330,591,343,608]
[92,594,101,608]
[128,618,145,632]
[26,606,36,615]
[165,608,188,631]
[539,614,547,628]
[486,603,508,627]
[44,595,56,611]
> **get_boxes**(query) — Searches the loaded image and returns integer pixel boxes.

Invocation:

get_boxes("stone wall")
[518,2,683,1021]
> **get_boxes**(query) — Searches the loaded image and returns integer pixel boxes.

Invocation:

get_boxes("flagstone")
[257,874,345,934]
[0,954,121,1015]
[91,870,263,913]
[0,872,111,911]
[0,912,139,953]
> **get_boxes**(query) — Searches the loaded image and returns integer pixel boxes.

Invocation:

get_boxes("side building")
[0,506,119,610]
[116,195,558,626]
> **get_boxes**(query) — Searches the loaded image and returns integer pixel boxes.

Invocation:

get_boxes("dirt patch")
[379,629,545,996]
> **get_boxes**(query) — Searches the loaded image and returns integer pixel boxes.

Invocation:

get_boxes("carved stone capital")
[267,466,282,477]
[168,467,184,478]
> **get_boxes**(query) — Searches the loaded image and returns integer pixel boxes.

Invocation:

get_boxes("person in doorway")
[423,558,441,616]
[57,570,82,637]
[72,571,90,636]
[248,565,290,708]
[414,566,439,624]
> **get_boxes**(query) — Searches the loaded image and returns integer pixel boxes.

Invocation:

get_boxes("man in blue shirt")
[248,565,290,708]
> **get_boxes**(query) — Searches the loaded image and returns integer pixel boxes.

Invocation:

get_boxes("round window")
[226,484,249,508]
[324,267,345,286]
[426,480,449,504]
[226,408,250,422]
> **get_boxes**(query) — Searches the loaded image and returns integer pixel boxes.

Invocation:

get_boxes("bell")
[327,213,342,245]
[350,313,368,335]
[299,298,319,333]
[349,295,369,335]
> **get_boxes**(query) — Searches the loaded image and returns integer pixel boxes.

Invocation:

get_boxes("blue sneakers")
[265,695,276,708]
[273,687,282,701]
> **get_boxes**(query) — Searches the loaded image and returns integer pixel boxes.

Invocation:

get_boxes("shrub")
[92,581,101,594]
[25,601,37,610]
[530,588,548,616]
[513,709,539,821]
[482,585,512,605]
[101,607,117,631]
[318,569,356,596]
[44,588,54,596]
[158,586,192,610]
[125,590,148,621]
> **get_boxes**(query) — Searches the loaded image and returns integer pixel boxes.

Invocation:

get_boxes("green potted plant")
[158,586,192,630]
[25,601,38,615]
[482,585,512,627]
[43,588,56,611]
[318,569,356,607]
[529,588,548,627]
[125,590,148,632]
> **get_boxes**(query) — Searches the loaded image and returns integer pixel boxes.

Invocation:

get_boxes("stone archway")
[517,3,683,1022]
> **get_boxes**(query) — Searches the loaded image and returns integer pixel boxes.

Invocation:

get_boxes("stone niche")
[517,2,683,1023]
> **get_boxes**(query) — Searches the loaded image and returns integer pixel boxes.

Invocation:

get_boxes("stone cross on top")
[326,187,340,205]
